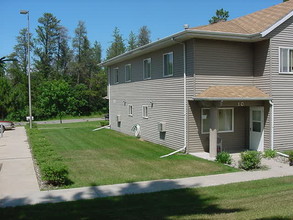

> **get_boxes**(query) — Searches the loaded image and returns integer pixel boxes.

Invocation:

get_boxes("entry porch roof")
[193,86,271,101]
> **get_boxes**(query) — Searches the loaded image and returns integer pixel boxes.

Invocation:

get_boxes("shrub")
[26,127,70,186]
[239,151,262,170]
[216,152,232,164]
[288,151,293,166]
[100,120,109,127]
[263,149,277,158]
[41,162,69,185]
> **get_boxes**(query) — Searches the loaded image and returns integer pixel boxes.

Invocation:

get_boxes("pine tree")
[106,27,126,59]
[137,26,151,47]
[34,13,61,79]
[209,8,229,24]
[127,31,137,51]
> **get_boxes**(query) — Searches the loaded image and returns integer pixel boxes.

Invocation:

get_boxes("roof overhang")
[261,10,293,37]
[100,30,262,67]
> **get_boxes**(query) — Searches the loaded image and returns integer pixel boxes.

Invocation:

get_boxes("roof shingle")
[191,0,293,34]
[194,86,270,100]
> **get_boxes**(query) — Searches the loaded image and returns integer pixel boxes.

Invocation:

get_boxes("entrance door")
[249,107,264,151]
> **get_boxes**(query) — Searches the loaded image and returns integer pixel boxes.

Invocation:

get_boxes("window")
[114,68,119,84]
[128,104,133,116]
[143,58,151,79]
[125,64,132,82]
[279,47,293,73]
[163,52,173,77]
[142,105,148,118]
[201,108,234,134]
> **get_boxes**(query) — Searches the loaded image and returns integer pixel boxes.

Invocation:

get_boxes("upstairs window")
[280,48,293,73]
[163,52,173,77]
[125,64,132,82]
[114,68,119,84]
[143,58,151,79]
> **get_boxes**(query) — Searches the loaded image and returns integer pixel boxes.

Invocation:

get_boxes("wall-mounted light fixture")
[123,100,127,106]
[150,101,154,108]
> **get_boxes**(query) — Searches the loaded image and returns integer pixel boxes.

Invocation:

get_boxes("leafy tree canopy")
[209,8,229,24]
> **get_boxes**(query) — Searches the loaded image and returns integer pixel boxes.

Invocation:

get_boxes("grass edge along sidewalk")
[1,176,293,219]
[26,121,238,189]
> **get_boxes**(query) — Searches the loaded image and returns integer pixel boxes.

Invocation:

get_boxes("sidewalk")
[0,127,39,198]
[0,128,292,208]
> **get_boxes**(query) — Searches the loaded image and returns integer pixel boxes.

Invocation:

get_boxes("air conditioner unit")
[117,115,121,122]
[158,122,166,132]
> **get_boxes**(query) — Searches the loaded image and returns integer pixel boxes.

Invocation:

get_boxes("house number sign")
[238,102,245,106]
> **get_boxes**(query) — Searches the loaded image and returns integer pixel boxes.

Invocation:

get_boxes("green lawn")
[1,176,293,219]
[30,121,237,188]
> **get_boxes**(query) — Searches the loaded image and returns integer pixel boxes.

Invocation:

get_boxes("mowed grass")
[34,121,237,188]
[1,176,293,219]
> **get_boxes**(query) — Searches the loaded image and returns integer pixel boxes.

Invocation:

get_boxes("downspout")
[269,100,274,150]
[160,38,187,158]
[108,68,111,128]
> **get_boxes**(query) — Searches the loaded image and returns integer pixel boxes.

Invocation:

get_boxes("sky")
[0,0,284,59]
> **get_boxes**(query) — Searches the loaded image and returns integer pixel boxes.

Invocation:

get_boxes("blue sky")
[0,0,284,59]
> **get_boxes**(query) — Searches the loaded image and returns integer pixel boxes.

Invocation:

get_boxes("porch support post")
[209,106,218,158]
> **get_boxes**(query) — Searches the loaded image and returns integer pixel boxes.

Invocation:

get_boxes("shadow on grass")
[0,180,244,219]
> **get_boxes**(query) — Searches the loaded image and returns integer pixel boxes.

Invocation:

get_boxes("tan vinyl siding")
[266,16,293,151]
[193,39,254,96]
[253,40,272,149]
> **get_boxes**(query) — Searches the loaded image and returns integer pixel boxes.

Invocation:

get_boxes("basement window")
[142,105,148,119]
[128,104,133,116]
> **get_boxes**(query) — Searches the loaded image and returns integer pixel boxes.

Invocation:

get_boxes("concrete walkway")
[0,127,39,198]
[0,128,292,208]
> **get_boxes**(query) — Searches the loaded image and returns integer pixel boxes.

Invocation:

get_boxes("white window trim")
[114,67,119,84]
[142,105,148,119]
[125,64,132,82]
[201,107,234,134]
[279,47,293,74]
[143,58,152,80]
[128,104,133,117]
[163,52,174,77]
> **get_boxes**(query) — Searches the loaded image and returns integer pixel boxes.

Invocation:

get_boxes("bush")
[26,127,70,186]
[288,151,293,166]
[263,149,277,158]
[41,162,69,186]
[216,152,232,164]
[100,120,109,127]
[239,151,262,170]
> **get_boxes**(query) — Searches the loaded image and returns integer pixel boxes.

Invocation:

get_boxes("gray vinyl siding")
[266,16,293,151]
[109,42,194,151]
[253,40,272,149]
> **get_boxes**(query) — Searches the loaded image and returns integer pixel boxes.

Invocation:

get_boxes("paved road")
[0,127,39,198]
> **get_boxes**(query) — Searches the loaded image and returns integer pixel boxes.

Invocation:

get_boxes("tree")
[0,77,12,119]
[72,21,91,84]
[137,26,151,47]
[209,8,229,24]
[106,27,126,59]
[127,31,137,51]
[56,26,72,77]
[12,28,33,73]
[34,13,61,79]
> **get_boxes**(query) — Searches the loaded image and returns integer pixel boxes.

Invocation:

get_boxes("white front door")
[249,107,264,151]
